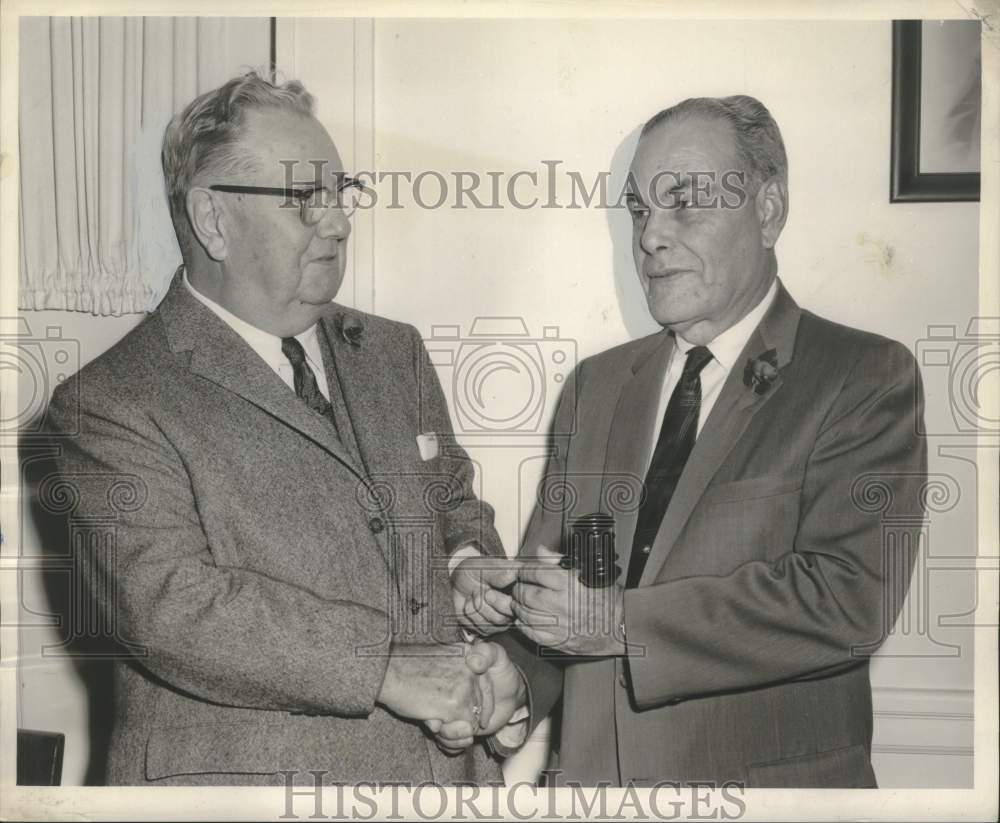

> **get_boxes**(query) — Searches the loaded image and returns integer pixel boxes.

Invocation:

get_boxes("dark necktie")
[281,336,340,438]
[625,345,713,588]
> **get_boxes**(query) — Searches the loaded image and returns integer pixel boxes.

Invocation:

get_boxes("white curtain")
[19,17,271,315]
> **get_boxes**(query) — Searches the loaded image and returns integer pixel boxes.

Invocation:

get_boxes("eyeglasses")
[208,175,367,226]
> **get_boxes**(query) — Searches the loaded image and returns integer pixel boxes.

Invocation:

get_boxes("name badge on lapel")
[416,433,439,461]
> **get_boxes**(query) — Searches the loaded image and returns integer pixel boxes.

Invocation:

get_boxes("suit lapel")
[314,319,366,467]
[158,272,363,478]
[319,310,433,593]
[638,282,802,586]
[602,331,674,576]
[317,309,415,482]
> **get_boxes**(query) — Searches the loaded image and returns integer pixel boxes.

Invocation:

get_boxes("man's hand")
[466,641,527,735]
[452,555,520,636]
[426,641,528,755]
[511,545,627,656]
[377,642,491,728]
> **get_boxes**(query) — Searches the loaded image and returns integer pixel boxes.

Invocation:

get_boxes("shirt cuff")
[492,707,529,749]
[448,544,483,577]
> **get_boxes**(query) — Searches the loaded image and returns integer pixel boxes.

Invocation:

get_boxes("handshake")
[377,547,626,756]
[377,639,527,755]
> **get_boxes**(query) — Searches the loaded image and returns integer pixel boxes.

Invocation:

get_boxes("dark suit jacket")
[44,273,505,786]
[504,281,926,788]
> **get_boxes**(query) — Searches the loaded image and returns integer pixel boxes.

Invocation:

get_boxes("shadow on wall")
[21,425,116,786]
[606,124,660,341]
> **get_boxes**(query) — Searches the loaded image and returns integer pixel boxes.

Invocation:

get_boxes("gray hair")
[161,70,315,257]
[641,95,788,191]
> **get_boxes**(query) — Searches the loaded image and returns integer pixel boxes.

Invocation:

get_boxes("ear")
[755,178,787,249]
[187,188,228,261]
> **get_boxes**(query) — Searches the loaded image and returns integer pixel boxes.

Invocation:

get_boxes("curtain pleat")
[19,17,270,315]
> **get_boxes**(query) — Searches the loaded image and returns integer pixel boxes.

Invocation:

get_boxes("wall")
[12,17,980,788]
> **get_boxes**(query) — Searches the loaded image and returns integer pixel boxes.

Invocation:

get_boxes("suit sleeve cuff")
[623,586,683,709]
[448,544,483,577]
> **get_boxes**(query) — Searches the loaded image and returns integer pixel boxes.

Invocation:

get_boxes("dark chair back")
[17,729,65,785]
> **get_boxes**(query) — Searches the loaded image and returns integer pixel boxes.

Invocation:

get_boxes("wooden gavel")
[558,512,620,588]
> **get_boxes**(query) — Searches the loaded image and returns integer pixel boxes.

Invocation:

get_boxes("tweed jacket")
[45,272,505,786]
[503,281,927,788]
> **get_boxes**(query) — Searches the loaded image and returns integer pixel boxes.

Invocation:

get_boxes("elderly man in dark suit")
[44,72,526,786]
[447,95,927,788]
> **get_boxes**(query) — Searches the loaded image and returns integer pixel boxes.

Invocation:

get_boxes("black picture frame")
[890,19,980,203]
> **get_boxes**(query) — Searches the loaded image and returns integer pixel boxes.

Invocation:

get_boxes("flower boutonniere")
[338,314,364,348]
[743,348,779,395]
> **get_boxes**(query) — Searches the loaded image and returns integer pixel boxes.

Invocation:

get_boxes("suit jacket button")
[618,673,628,688]
[369,517,384,534]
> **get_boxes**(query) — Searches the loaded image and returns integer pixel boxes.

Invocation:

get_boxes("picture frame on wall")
[890,19,981,203]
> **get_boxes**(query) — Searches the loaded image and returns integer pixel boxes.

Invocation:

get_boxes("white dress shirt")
[649,278,778,469]
[183,269,332,402]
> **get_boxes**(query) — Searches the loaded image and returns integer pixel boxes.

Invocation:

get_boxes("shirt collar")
[674,278,779,371]
[182,267,322,372]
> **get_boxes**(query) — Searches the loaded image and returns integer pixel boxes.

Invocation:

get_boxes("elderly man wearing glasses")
[44,72,526,786]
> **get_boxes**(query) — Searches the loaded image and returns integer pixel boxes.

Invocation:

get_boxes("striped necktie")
[625,345,713,588]
[281,336,340,438]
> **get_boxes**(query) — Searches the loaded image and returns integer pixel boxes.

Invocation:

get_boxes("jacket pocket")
[145,721,288,780]
[702,473,803,505]
[746,743,877,788]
